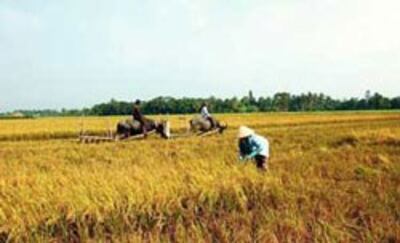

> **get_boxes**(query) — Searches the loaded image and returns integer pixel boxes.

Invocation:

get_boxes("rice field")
[0,112,399,242]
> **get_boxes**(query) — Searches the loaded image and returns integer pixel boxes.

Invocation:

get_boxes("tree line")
[2,91,400,117]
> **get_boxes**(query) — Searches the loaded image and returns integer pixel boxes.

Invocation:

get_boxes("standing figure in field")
[132,99,147,137]
[200,102,216,129]
[238,126,270,171]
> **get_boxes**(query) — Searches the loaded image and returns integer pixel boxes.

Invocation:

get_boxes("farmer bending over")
[200,102,216,128]
[132,99,147,136]
[238,126,269,171]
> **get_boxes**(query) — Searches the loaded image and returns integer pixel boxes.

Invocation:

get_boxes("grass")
[0,112,399,242]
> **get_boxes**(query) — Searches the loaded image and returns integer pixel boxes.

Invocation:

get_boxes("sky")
[0,0,399,111]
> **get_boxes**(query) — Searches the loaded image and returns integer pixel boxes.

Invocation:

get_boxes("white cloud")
[0,6,42,37]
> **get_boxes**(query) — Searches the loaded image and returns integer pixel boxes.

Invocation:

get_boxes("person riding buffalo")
[200,102,216,129]
[132,99,147,137]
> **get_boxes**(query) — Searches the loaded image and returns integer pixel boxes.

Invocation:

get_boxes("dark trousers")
[206,117,216,128]
[140,121,147,135]
[133,117,147,135]
[255,155,268,170]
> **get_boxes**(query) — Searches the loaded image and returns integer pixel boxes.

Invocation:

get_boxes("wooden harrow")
[78,130,156,144]
[79,129,222,143]
[79,135,115,143]
[78,121,225,143]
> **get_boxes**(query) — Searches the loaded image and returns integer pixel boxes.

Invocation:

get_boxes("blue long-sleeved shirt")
[239,134,269,158]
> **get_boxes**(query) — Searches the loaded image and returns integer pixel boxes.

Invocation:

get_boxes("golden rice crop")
[0,112,399,141]
[0,112,399,242]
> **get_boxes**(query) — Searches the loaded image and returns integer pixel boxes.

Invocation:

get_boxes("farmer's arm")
[248,136,264,159]
[238,140,247,160]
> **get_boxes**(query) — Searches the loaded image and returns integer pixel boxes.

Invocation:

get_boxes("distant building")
[10,112,25,118]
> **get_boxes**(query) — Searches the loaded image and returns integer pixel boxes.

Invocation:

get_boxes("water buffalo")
[189,116,227,134]
[116,118,170,140]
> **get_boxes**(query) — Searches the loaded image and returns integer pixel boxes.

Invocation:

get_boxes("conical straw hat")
[238,126,254,138]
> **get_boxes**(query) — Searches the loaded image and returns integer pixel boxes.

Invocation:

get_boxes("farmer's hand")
[240,155,252,161]
[248,151,258,159]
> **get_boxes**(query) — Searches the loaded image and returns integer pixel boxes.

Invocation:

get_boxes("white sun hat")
[238,126,255,138]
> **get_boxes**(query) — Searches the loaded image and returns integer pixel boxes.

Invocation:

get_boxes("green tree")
[272,92,291,111]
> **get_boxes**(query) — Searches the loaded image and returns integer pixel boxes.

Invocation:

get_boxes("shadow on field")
[331,135,360,148]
